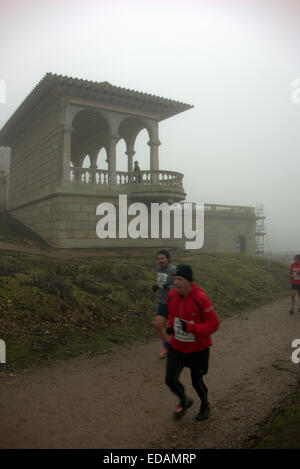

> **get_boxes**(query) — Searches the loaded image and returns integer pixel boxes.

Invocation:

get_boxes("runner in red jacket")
[289,254,300,314]
[165,264,220,421]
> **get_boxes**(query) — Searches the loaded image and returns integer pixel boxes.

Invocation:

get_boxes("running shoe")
[159,348,168,359]
[173,398,193,420]
[289,309,294,315]
[195,402,211,421]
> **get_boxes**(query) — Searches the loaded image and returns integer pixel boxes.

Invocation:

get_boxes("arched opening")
[133,129,150,171]
[118,117,151,172]
[71,109,109,166]
[82,155,91,168]
[116,138,127,172]
[96,148,108,170]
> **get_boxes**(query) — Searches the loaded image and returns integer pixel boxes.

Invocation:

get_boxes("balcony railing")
[70,168,184,188]
[71,168,109,185]
[204,203,255,216]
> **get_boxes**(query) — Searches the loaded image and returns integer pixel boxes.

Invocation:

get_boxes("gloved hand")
[180,319,187,332]
[163,283,169,290]
[166,326,174,335]
[152,285,159,292]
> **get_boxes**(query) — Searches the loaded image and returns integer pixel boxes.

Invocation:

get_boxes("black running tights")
[165,346,209,406]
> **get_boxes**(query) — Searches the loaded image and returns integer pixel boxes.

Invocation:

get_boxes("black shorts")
[155,303,169,319]
[168,345,210,375]
[291,283,300,291]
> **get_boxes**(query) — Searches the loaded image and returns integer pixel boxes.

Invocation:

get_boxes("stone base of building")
[10,193,256,254]
[10,193,186,249]
[203,205,257,255]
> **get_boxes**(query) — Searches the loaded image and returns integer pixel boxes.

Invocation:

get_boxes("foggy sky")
[0,0,299,252]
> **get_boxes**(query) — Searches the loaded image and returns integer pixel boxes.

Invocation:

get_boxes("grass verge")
[0,250,290,373]
[246,382,300,449]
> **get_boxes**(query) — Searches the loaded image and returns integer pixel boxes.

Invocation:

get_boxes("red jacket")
[167,282,220,354]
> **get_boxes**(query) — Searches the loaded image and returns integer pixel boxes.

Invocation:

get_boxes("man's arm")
[166,292,175,333]
[185,295,220,339]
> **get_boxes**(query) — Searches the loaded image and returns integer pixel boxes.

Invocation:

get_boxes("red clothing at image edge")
[167,282,220,354]
[291,262,300,285]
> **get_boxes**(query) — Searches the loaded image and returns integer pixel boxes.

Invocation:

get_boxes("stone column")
[61,124,74,183]
[108,134,118,185]
[125,149,135,182]
[89,150,98,184]
[148,138,160,184]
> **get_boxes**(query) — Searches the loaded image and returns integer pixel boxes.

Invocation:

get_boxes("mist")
[0,0,299,252]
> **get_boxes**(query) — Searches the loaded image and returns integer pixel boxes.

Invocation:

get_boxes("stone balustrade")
[71,167,109,185]
[70,167,184,188]
[204,203,255,216]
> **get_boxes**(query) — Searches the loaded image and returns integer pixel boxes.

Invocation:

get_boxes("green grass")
[246,385,300,449]
[0,249,290,372]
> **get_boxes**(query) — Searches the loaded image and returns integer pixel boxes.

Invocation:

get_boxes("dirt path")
[0,297,299,449]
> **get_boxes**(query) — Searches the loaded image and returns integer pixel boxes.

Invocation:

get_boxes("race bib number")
[157,272,168,288]
[174,317,195,342]
[293,271,300,281]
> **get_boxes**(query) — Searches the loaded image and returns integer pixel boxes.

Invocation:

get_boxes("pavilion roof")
[0,73,193,145]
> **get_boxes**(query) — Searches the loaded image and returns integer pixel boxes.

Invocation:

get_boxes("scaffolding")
[256,204,266,256]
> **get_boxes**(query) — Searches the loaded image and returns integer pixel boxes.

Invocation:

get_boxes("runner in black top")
[152,250,176,358]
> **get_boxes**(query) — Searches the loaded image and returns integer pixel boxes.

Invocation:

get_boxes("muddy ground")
[0,297,299,449]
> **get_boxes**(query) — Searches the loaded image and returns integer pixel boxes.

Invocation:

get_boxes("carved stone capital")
[110,134,119,142]
[147,139,161,147]
[62,124,74,134]
[125,150,136,157]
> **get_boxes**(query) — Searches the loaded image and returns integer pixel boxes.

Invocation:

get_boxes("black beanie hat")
[173,264,193,282]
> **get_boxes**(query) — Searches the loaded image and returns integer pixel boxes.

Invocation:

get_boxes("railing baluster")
[71,167,183,188]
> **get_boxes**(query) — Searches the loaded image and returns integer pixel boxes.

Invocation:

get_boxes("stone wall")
[203,208,256,254]
[0,173,8,211]
[10,193,186,249]
[0,147,10,211]
[8,104,63,210]
[11,194,256,253]
[0,146,10,173]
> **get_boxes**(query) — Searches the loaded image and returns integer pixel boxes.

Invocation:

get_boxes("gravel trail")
[0,297,299,449]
